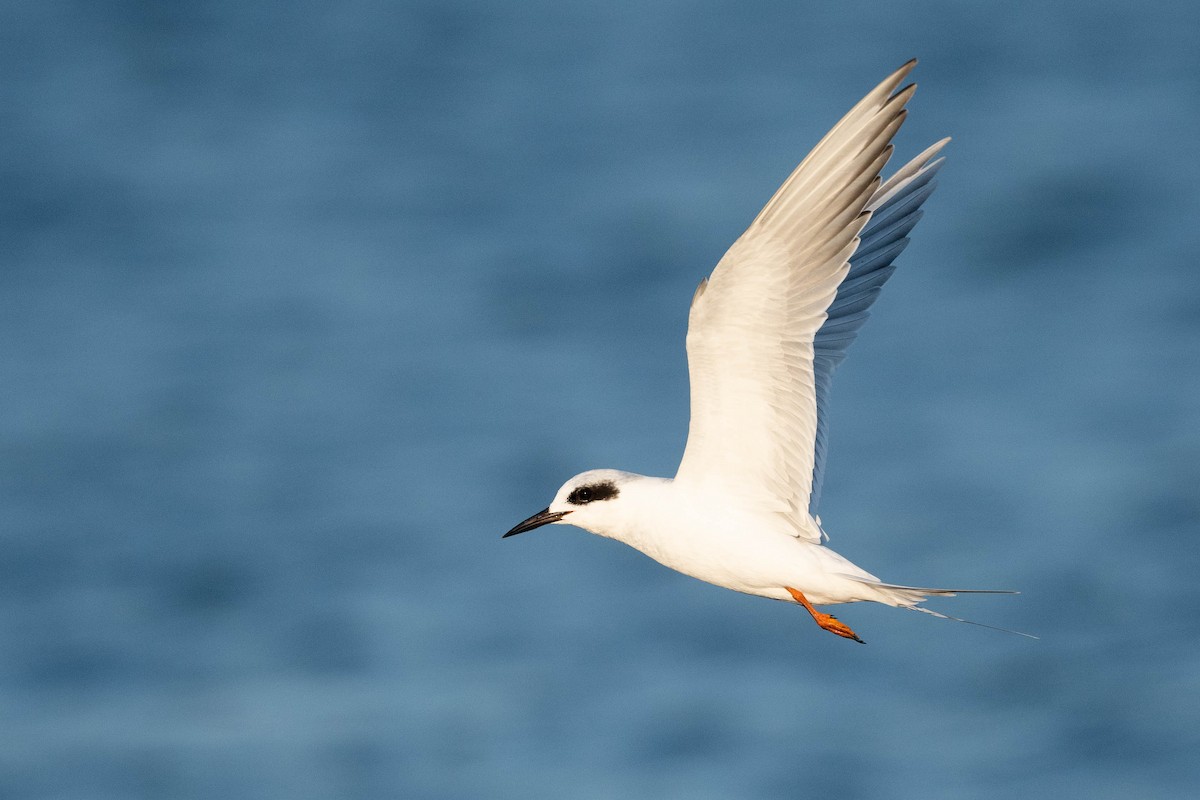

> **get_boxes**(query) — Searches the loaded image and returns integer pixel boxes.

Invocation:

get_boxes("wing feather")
[807,145,946,515]
[675,62,945,541]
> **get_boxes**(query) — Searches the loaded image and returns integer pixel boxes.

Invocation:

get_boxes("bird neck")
[576,475,676,549]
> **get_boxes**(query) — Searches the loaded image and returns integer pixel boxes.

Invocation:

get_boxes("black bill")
[503,508,571,538]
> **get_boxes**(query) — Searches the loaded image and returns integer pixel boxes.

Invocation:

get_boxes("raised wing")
[808,140,947,515]
[674,61,945,542]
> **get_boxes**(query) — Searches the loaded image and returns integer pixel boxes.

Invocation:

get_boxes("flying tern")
[505,60,1026,643]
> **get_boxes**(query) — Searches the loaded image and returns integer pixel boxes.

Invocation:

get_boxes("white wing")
[674,60,945,542]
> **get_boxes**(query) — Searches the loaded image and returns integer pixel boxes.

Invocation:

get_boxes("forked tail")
[907,604,1039,639]
[844,576,1038,640]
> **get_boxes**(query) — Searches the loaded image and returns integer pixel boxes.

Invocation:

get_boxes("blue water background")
[4,2,1199,798]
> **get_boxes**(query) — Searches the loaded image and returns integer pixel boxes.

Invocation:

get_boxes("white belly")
[613,502,877,606]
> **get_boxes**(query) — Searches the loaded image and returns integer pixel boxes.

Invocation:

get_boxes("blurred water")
[3,1,1199,798]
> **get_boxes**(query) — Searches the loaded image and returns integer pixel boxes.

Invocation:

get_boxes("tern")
[505,60,1026,643]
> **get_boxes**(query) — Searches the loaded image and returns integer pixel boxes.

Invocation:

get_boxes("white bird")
[504,60,1027,643]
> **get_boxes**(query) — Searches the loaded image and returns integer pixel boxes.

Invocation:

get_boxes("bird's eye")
[567,480,618,506]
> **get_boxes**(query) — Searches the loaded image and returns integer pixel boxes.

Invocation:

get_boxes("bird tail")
[906,604,1039,639]
[841,576,1037,640]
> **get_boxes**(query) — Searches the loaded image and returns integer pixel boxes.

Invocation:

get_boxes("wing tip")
[892,58,919,83]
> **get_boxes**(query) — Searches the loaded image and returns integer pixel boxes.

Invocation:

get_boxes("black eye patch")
[567,481,619,505]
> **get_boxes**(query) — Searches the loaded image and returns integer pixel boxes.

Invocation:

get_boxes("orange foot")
[785,586,865,643]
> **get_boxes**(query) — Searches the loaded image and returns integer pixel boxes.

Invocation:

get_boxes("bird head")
[503,469,640,539]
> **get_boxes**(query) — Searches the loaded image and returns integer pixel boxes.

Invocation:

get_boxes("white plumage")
[505,61,1028,642]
